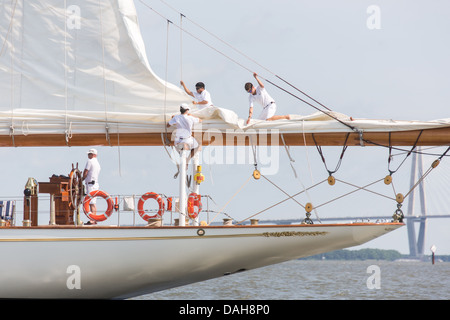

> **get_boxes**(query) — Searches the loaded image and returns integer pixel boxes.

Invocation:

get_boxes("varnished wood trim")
[0,127,449,147]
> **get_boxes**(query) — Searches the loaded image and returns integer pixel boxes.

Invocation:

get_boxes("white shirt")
[249,86,274,109]
[193,89,213,109]
[84,157,101,184]
[169,114,200,142]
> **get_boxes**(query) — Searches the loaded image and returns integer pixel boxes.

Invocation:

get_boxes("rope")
[312,133,350,176]
[403,147,450,199]
[142,0,450,150]
[179,13,184,82]
[97,0,110,144]
[238,179,327,224]
[117,123,122,177]
[208,175,252,225]
[64,0,70,145]
[8,0,17,146]
[388,131,423,175]
[158,0,335,115]
[261,175,304,209]
[313,178,387,210]
[0,0,18,57]
[280,133,298,179]
[162,19,172,146]
[138,0,253,74]
[249,134,258,169]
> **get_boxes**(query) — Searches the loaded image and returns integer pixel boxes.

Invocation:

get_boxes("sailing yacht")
[0,1,448,299]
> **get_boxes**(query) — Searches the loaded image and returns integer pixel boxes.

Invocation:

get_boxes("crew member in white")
[180,81,213,109]
[245,73,290,124]
[83,148,101,224]
[167,104,203,175]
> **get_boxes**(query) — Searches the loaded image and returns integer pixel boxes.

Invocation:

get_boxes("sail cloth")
[0,1,449,146]
[0,0,189,135]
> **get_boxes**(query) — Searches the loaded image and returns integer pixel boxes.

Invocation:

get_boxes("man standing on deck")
[180,81,213,109]
[167,104,203,177]
[83,148,101,225]
[245,73,290,124]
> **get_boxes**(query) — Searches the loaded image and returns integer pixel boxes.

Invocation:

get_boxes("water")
[135,260,450,300]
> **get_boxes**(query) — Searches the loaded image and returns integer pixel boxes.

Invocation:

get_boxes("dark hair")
[195,82,205,89]
[180,106,189,114]
[244,82,253,92]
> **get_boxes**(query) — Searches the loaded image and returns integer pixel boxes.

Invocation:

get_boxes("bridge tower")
[406,147,427,259]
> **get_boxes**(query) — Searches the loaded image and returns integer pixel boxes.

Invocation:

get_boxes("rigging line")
[363,138,450,158]
[237,179,327,224]
[438,146,450,161]
[97,0,110,144]
[207,174,253,225]
[314,178,387,210]
[158,0,334,113]
[302,120,314,184]
[263,78,358,132]
[249,134,258,169]
[296,124,323,222]
[179,13,184,82]
[162,19,171,146]
[64,0,69,144]
[403,159,439,199]
[261,174,304,209]
[280,133,298,179]
[312,132,350,176]
[404,169,432,199]
[8,0,17,145]
[275,75,332,111]
[117,123,122,177]
[336,178,396,202]
[158,0,263,71]
[140,1,342,120]
[390,145,443,157]
[139,0,253,74]
[388,130,423,175]
[0,0,18,57]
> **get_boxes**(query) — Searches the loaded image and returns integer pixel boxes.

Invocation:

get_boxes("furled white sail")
[0,0,189,136]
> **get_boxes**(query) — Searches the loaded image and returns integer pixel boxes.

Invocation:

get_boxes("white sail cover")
[0,0,449,140]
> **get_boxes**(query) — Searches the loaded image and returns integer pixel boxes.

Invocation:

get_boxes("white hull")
[0,222,402,299]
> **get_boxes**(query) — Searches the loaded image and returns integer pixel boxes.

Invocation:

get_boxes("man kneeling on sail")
[167,104,202,177]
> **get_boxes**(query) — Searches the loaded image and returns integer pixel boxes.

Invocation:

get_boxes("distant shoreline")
[301,248,450,262]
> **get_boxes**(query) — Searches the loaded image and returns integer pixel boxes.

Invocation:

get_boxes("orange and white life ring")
[187,193,202,219]
[138,192,165,221]
[166,197,173,212]
[83,190,114,222]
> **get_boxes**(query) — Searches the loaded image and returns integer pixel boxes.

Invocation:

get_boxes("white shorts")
[86,183,99,204]
[258,102,277,120]
[175,136,199,150]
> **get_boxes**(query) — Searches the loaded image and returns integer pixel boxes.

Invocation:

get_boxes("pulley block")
[327,175,335,186]
[253,169,261,180]
[384,175,392,185]
[305,202,313,213]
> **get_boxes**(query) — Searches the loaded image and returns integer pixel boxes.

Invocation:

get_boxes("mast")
[178,149,188,226]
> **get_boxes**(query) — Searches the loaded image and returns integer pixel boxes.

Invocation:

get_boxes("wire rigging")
[158,0,335,114]
[140,0,450,158]
[138,0,349,127]
[162,19,172,146]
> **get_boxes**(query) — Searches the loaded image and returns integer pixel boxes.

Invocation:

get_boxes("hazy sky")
[1,0,449,255]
